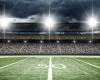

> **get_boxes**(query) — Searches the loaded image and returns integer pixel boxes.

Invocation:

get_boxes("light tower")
[41,0,57,42]
[87,0,98,42]
[0,16,11,30]
[0,0,12,45]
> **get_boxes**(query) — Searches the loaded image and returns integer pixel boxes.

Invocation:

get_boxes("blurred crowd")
[0,43,100,55]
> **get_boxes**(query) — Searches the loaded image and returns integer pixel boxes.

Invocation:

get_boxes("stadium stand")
[0,32,100,40]
[0,43,100,55]
[0,32,100,55]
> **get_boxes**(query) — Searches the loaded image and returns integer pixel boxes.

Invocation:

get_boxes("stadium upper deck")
[0,32,100,42]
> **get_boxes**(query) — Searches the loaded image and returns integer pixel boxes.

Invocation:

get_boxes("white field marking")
[0,57,30,70]
[35,64,66,69]
[52,64,66,69]
[0,56,12,58]
[51,56,100,58]
[74,59,96,75]
[74,58,100,69]
[36,64,48,68]
[48,56,52,80]
[0,56,100,58]
[0,56,50,58]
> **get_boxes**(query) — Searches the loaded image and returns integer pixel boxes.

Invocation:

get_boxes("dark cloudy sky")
[0,0,100,31]
[0,0,100,22]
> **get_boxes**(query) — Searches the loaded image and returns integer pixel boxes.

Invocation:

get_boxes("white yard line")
[0,55,100,59]
[0,57,29,70]
[48,56,53,80]
[0,56,100,58]
[74,58,100,69]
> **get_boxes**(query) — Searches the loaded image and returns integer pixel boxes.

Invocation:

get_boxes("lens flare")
[0,16,12,29]
[87,17,98,28]
[41,15,57,30]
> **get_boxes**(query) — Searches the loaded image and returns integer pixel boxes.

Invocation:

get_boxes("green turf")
[53,57,100,80]
[77,57,100,66]
[0,56,100,80]
[0,57,27,67]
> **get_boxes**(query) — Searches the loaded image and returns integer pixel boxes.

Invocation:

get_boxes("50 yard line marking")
[48,56,53,80]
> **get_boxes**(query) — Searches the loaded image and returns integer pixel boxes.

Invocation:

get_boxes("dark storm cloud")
[0,0,51,17]
[0,0,100,22]
[51,0,100,21]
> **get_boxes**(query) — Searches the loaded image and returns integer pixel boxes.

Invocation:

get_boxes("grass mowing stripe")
[0,57,29,70]
[48,56,53,80]
[74,58,100,69]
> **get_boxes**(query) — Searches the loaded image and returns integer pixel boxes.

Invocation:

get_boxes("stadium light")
[24,40,27,43]
[40,40,43,43]
[0,16,12,30]
[41,15,57,30]
[89,40,92,43]
[87,17,98,28]
[73,40,76,44]
[57,40,60,43]
[7,40,11,43]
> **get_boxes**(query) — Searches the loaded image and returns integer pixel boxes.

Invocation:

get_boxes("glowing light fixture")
[42,15,57,30]
[87,17,98,28]
[0,16,12,29]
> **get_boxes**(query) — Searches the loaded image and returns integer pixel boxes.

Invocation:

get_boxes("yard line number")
[35,64,66,69]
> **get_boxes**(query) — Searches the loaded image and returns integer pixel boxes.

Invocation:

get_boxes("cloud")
[10,15,80,23]
[9,15,41,23]
[1,0,100,22]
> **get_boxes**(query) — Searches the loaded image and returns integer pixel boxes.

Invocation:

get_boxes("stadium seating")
[0,43,100,55]
[0,32,100,55]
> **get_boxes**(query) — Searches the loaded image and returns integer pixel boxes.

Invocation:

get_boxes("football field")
[0,56,100,80]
